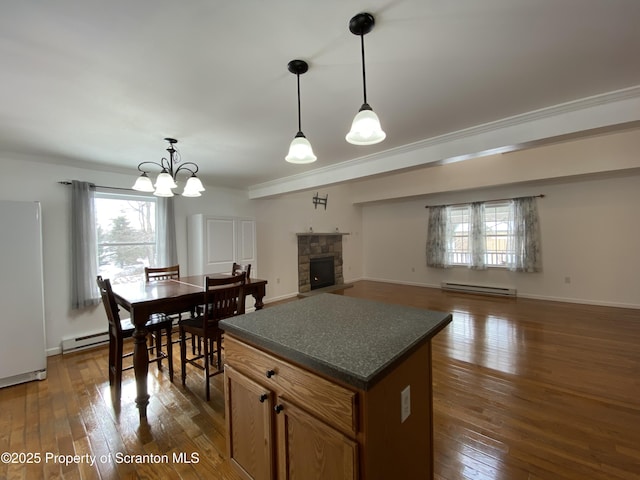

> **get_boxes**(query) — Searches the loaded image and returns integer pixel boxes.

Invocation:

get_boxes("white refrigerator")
[0,200,47,388]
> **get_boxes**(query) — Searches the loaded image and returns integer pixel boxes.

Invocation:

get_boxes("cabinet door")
[236,218,256,270]
[204,217,236,274]
[225,366,275,480]
[275,400,358,480]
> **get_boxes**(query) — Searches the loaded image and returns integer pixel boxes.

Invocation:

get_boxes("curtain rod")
[58,181,135,192]
[425,194,545,209]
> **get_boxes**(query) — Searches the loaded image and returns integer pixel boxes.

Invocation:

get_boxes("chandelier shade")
[132,138,204,197]
[132,172,155,192]
[346,13,385,146]
[182,175,206,197]
[285,59,317,164]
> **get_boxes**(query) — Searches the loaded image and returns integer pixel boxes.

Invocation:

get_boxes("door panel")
[225,366,274,480]
[276,400,357,480]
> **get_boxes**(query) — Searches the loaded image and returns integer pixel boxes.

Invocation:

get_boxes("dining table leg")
[251,284,266,310]
[131,306,150,419]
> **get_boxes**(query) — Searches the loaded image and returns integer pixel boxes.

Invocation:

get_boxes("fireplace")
[310,256,335,290]
[297,233,346,294]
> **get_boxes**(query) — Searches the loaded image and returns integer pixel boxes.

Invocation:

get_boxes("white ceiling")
[2,0,640,194]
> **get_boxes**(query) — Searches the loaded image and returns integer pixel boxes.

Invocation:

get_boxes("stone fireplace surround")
[297,233,346,293]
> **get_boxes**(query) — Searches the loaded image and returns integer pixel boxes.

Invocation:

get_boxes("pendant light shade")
[346,13,385,146]
[286,132,316,164]
[346,103,386,145]
[285,59,317,164]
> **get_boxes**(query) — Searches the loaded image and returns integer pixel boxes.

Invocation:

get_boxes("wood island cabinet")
[224,336,357,480]
[220,294,452,480]
[224,333,436,480]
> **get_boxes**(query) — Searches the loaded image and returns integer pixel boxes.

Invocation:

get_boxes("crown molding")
[249,85,640,199]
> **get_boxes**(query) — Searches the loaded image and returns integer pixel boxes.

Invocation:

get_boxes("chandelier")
[132,138,205,197]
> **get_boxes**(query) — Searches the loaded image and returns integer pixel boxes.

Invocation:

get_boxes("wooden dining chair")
[145,264,180,282]
[231,262,251,279]
[179,272,246,401]
[145,264,199,351]
[96,276,174,400]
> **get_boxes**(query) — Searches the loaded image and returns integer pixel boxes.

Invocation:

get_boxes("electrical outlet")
[401,385,411,423]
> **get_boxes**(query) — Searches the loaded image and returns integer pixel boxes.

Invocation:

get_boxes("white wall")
[2,129,637,356]
[360,169,640,308]
[254,130,640,308]
[253,184,363,302]
[0,154,254,355]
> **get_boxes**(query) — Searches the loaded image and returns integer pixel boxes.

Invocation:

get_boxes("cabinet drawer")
[225,335,357,436]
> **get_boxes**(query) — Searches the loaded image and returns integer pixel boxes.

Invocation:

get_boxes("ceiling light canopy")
[285,59,317,164]
[346,12,386,146]
[132,138,205,197]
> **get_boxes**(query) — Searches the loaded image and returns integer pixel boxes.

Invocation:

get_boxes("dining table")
[110,274,268,420]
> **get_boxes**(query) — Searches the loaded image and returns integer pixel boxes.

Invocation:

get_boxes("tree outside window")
[95,192,156,284]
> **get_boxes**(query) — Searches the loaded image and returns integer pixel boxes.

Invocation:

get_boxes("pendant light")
[346,12,386,146]
[285,59,317,164]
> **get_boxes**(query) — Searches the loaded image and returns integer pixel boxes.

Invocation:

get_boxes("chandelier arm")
[174,162,199,177]
[136,161,163,173]
[159,156,173,176]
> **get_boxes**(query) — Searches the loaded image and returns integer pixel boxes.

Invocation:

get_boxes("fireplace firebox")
[310,256,335,290]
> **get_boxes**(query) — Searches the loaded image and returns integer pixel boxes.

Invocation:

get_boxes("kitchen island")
[219,293,452,480]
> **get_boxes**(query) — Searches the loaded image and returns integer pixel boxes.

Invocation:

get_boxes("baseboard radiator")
[441,282,517,297]
[61,331,109,354]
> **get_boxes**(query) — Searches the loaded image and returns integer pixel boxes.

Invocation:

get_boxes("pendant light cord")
[296,73,302,133]
[360,34,368,105]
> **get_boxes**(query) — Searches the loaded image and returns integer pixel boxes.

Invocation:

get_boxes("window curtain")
[156,196,178,267]
[70,180,100,309]
[469,202,487,270]
[507,197,542,272]
[426,205,448,268]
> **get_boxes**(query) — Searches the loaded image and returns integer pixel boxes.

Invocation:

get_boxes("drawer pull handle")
[266,369,276,378]
[259,393,268,403]
[274,404,284,414]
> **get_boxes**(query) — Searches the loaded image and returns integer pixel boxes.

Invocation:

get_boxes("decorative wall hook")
[312,192,328,210]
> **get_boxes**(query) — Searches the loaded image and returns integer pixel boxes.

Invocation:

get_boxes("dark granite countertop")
[219,293,452,390]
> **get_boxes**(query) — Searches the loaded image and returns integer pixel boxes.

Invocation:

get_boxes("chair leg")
[108,334,116,387]
[204,335,210,401]
[148,332,155,355]
[155,330,163,370]
[216,335,223,371]
[180,327,187,386]
[165,326,173,382]
[114,339,124,400]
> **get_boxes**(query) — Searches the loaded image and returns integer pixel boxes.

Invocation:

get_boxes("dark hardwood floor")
[1,280,639,479]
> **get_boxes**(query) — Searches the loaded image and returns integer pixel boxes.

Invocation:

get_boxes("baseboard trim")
[361,277,640,310]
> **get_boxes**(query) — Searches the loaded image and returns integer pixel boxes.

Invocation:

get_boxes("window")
[447,202,511,267]
[95,192,157,284]
[427,197,541,272]
[448,206,470,265]
[484,203,511,266]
